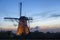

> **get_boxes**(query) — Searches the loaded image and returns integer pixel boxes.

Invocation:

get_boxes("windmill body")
[4,2,32,36]
[16,16,29,36]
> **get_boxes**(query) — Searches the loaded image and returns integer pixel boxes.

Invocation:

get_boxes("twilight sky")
[0,0,60,32]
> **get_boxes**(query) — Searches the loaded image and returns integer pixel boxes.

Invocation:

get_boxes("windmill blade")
[4,17,19,20]
[4,17,19,22]
[20,2,22,18]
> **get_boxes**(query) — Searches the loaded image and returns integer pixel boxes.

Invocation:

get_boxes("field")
[0,30,60,39]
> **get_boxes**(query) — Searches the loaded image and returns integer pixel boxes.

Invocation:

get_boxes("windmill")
[4,2,32,36]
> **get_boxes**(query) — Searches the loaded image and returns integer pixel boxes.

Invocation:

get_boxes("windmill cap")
[19,16,29,20]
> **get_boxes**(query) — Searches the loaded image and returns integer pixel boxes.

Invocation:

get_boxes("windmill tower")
[4,2,32,36]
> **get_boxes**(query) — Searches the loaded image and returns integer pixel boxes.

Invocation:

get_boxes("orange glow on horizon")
[16,23,23,36]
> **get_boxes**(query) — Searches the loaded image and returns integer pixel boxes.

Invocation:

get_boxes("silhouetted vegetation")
[0,30,60,39]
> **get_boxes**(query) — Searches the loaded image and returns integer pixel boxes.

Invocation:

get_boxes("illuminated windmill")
[4,2,32,36]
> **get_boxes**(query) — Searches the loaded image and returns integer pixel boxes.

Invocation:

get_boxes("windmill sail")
[4,17,18,20]
[20,2,22,17]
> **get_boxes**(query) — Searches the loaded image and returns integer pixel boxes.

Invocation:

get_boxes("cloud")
[50,14,60,17]
[32,10,60,19]
[32,10,57,17]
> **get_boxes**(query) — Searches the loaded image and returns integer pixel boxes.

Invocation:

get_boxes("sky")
[0,0,60,32]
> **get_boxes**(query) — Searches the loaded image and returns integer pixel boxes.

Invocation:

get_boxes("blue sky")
[0,0,60,32]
